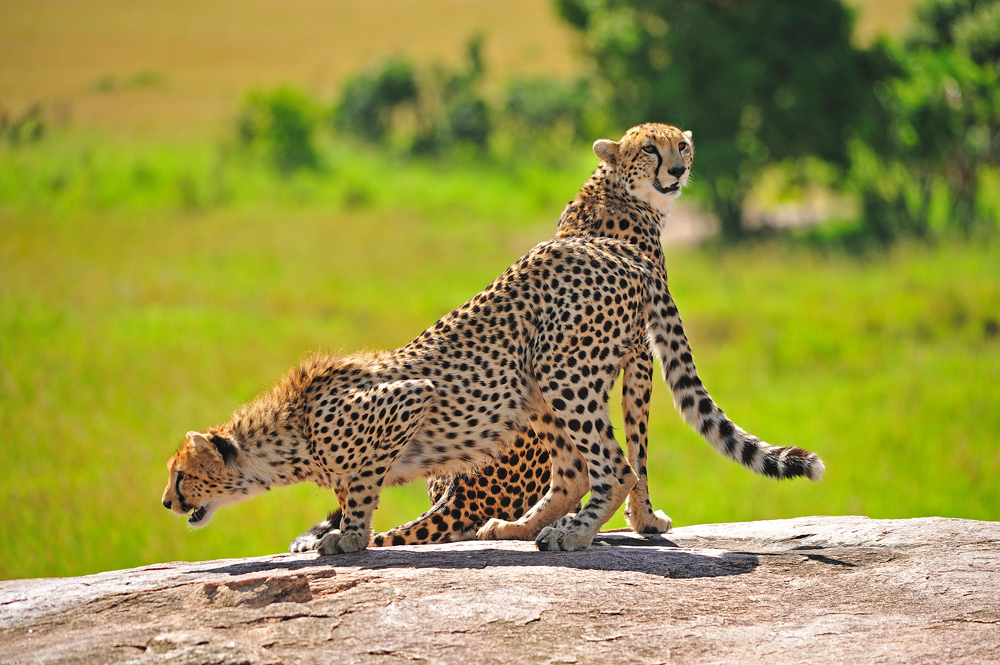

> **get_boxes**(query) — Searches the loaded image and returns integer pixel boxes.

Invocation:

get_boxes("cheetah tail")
[645,289,825,482]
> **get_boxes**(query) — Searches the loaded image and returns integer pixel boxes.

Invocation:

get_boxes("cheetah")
[291,123,821,551]
[162,124,824,554]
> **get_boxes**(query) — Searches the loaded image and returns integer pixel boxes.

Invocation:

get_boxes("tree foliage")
[333,58,420,144]
[555,0,884,240]
[850,0,1000,240]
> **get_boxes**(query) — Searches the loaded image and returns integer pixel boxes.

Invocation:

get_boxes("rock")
[1,516,998,664]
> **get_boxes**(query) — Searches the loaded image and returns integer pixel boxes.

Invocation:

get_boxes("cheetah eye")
[642,145,657,154]
[678,142,689,153]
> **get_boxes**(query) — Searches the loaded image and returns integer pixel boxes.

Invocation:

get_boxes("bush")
[554,0,885,241]
[1,104,47,146]
[236,87,319,175]
[332,58,419,144]
[502,77,592,138]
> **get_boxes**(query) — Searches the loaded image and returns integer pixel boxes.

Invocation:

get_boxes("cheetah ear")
[683,130,693,141]
[186,431,215,456]
[186,431,236,465]
[593,139,621,167]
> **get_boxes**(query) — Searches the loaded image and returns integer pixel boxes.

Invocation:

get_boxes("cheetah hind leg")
[290,509,342,553]
[620,349,672,535]
[534,391,637,551]
[478,416,590,542]
[370,476,479,547]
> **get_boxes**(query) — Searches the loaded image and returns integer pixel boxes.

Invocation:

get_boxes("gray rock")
[1,516,998,664]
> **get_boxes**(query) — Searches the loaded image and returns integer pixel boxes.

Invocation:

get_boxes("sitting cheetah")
[162,125,824,553]
[292,123,822,552]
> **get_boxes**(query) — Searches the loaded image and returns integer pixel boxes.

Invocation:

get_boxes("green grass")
[2,135,998,581]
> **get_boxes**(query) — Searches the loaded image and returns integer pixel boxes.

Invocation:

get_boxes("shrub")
[332,58,419,144]
[236,87,319,175]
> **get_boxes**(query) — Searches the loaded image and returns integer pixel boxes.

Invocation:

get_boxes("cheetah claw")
[290,534,322,553]
[477,518,538,541]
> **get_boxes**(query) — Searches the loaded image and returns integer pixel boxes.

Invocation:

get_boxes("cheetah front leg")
[621,348,672,534]
[307,379,434,555]
[316,476,384,554]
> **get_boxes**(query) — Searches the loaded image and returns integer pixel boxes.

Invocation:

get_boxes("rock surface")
[1,516,998,664]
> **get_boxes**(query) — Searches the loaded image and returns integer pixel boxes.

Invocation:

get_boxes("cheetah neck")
[219,355,344,489]
[555,163,670,268]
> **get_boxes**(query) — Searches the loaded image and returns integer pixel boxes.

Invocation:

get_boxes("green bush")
[848,0,1000,241]
[237,87,320,175]
[1,104,46,146]
[502,76,592,138]
[333,58,419,144]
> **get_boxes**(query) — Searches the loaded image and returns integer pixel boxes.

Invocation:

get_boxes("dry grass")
[2,0,919,138]
[846,0,921,43]
[0,0,576,137]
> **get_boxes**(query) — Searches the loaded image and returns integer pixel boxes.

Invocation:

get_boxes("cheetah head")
[594,123,693,214]
[161,430,268,528]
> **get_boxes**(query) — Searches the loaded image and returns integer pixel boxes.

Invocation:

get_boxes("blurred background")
[1,0,997,580]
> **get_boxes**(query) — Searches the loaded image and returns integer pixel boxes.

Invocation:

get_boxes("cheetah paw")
[535,524,593,552]
[289,534,321,553]
[316,530,367,555]
[624,505,673,535]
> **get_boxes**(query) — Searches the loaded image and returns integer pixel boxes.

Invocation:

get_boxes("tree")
[845,0,1000,242]
[333,58,420,144]
[898,0,1000,233]
[554,0,883,240]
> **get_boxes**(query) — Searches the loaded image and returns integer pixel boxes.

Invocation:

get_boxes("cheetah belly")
[386,398,534,484]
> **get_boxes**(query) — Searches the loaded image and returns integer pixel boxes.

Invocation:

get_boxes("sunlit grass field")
[2,133,998,580]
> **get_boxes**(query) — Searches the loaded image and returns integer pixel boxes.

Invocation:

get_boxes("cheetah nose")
[667,166,686,178]
[162,500,172,510]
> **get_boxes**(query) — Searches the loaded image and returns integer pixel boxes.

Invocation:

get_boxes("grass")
[2,133,998,580]
[0,0,577,139]
[0,0,987,581]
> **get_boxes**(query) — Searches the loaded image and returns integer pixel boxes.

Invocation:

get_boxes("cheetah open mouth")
[653,179,681,194]
[188,503,215,528]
